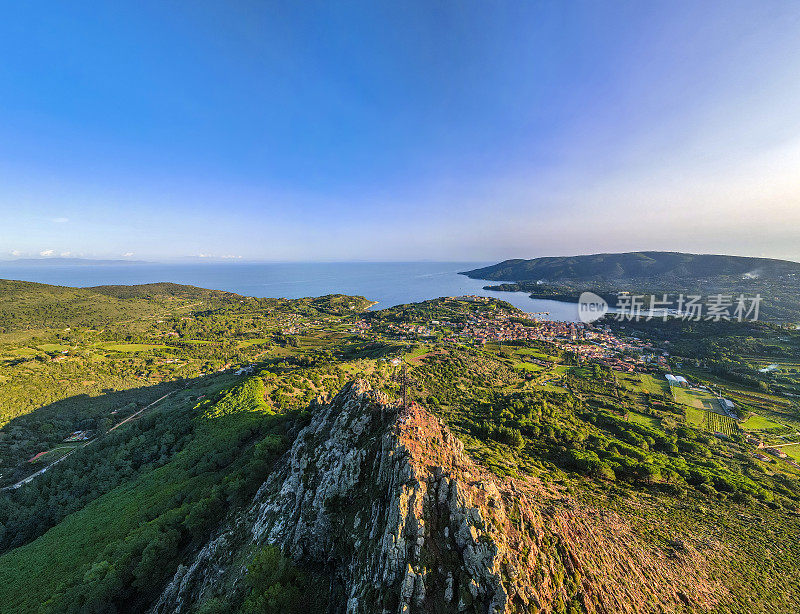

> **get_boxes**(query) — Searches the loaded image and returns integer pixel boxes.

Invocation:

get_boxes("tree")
[241,545,308,614]
[591,462,616,481]
[636,462,661,485]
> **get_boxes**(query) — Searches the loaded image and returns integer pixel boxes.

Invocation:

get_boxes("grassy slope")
[0,377,285,613]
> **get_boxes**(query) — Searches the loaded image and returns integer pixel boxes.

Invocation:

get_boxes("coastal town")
[352,295,661,373]
[348,295,800,474]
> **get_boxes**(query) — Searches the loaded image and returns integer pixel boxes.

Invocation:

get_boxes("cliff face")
[153,380,722,613]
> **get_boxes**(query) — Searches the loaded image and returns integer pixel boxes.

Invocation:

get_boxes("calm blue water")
[0,261,584,321]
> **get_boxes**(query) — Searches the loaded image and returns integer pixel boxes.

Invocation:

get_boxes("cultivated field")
[627,411,661,429]
[702,411,738,437]
[782,444,800,461]
[741,413,786,431]
[672,387,722,411]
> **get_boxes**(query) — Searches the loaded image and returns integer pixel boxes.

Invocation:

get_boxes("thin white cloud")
[39,249,55,256]
[60,251,72,257]
[122,252,134,257]
[10,250,21,257]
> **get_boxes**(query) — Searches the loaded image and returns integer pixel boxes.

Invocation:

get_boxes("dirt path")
[107,390,177,433]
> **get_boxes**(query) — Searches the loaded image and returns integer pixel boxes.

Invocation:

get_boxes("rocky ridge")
[152,380,722,613]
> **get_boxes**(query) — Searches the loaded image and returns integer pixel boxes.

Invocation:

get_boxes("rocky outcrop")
[152,380,722,613]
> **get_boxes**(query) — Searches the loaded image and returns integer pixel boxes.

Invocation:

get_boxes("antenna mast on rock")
[392,360,411,410]
[401,363,409,410]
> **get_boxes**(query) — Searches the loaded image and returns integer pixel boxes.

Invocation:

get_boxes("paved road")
[2,448,77,491]
[2,389,178,492]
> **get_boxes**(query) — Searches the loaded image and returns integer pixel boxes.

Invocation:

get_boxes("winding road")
[2,389,178,491]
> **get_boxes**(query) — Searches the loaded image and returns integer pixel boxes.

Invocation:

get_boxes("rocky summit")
[152,380,720,614]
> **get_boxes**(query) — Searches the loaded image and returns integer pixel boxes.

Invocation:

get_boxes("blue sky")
[1,1,799,261]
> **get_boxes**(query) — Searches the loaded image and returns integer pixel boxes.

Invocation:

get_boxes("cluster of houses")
[345,298,800,475]
[543,325,658,373]
[747,435,800,468]
[350,320,372,333]
[452,295,490,303]
[358,306,662,374]
[460,317,546,343]
[597,355,649,373]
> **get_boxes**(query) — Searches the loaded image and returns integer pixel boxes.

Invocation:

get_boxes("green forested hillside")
[0,376,293,612]
[0,280,233,331]
[462,252,800,321]
[0,280,372,480]
[0,281,799,611]
[463,251,800,282]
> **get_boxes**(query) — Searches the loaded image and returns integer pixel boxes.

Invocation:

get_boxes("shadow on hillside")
[0,372,241,487]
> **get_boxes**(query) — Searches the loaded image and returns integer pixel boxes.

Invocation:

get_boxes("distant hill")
[0,280,241,332]
[0,279,375,332]
[462,251,800,283]
[462,251,800,321]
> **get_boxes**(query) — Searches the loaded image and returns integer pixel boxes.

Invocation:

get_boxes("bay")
[0,261,584,321]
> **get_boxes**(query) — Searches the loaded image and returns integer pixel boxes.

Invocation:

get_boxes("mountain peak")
[154,380,722,613]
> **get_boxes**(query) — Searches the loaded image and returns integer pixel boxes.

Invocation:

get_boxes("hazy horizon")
[3,249,800,266]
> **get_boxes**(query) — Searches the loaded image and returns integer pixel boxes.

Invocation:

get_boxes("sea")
[0,261,584,321]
